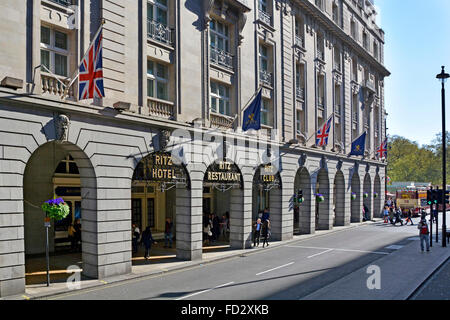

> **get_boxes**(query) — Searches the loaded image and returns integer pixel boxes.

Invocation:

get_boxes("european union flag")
[242,89,262,131]
[350,132,367,156]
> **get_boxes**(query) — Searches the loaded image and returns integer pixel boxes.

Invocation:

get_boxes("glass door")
[147,198,155,228]
[132,199,143,231]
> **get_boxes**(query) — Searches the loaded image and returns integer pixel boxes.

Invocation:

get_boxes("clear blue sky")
[375,0,450,146]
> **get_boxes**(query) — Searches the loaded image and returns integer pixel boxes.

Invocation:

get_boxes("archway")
[363,173,372,220]
[252,164,282,239]
[23,141,97,285]
[374,174,382,219]
[203,159,243,250]
[351,172,361,222]
[333,170,345,226]
[131,151,190,262]
[315,169,330,230]
[293,167,313,235]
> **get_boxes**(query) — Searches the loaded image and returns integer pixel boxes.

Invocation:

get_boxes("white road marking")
[175,281,235,300]
[307,249,333,259]
[255,262,295,276]
[285,245,389,255]
[385,245,404,250]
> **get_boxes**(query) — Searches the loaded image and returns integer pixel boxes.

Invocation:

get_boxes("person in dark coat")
[261,219,271,248]
[74,219,82,252]
[140,226,156,260]
[253,218,262,247]
[212,214,220,241]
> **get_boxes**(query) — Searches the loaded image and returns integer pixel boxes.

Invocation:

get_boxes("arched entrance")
[203,159,243,249]
[131,152,190,261]
[363,173,372,220]
[374,174,382,219]
[315,169,330,230]
[333,170,345,226]
[351,172,361,222]
[23,141,97,284]
[252,164,282,239]
[293,167,312,235]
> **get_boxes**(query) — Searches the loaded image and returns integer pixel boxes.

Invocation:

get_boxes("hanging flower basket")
[41,198,70,221]
[351,192,357,200]
[297,197,304,204]
[316,193,324,203]
[374,192,378,198]
[363,192,369,199]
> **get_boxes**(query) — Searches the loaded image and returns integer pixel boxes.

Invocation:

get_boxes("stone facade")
[0,0,389,297]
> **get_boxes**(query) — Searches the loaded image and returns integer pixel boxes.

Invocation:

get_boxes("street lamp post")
[436,66,449,248]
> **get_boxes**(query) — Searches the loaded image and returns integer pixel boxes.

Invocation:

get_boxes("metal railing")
[259,69,272,87]
[258,9,272,26]
[48,0,73,6]
[210,46,233,70]
[147,19,174,46]
[296,87,305,100]
[295,35,304,48]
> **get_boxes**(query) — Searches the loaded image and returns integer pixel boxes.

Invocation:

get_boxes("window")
[373,41,378,60]
[352,58,358,81]
[40,26,69,77]
[54,155,79,175]
[147,60,169,101]
[296,110,302,134]
[261,98,271,126]
[259,44,268,72]
[334,46,341,71]
[210,81,230,116]
[259,43,272,86]
[147,0,168,26]
[316,34,324,60]
[363,32,368,50]
[315,0,323,10]
[210,19,229,52]
[259,0,267,12]
[351,20,357,39]
[334,84,341,115]
[318,75,325,108]
[332,3,339,25]
[296,63,305,100]
[295,17,304,47]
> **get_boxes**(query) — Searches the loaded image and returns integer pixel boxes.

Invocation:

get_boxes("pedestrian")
[74,218,82,252]
[140,226,156,259]
[203,217,212,246]
[164,218,173,248]
[219,214,228,241]
[417,218,430,252]
[132,224,140,254]
[262,208,270,222]
[68,222,76,252]
[404,209,414,225]
[383,206,390,223]
[212,214,220,241]
[253,218,262,247]
[363,204,370,221]
[392,207,403,226]
[261,219,271,248]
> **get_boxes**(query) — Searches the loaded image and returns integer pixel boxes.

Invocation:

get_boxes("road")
[42,219,425,300]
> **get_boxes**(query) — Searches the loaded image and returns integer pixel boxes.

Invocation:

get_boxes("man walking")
[164,218,173,248]
[418,217,430,252]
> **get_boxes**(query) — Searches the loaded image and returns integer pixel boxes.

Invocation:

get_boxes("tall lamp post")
[436,66,449,248]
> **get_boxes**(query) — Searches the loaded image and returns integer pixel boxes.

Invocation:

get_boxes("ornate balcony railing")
[147,19,174,46]
[210,113,235,130]
[258,9,272,26]
[295,35,304,48]
[210,46,233,70]
[48,0,73,6]
[147,97,175,119]
[296,87,305,100]
[316,49,324,60]
[259,69,273,87]
[41,73,74,99]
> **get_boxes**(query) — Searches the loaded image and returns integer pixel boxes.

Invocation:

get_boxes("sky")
[374,0,450,147]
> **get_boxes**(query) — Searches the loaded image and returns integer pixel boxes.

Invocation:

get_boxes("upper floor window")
[261,98,271,126]
[352,58,358,81]
[373,41,379,60]
[295,17,305,48]
[317,74,325,108]
[334,46,341,71]
[332,3,339,25]
[362,32,368,50]
[258,0,272,25]
[296,63,305,100]
[350,20,357,39]
[315,0,324,10]
[259,43,272,87]
[40,25,69,77]
[210,81,231,116]
[316,33,324,60]
[210,20,229,52]
[147,60,169,101]
[147,0,168,26]
[259,0,268,12]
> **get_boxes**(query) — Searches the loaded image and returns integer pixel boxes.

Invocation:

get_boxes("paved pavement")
[4,213,450,300]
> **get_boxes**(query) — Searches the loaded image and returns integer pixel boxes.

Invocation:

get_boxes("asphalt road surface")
[42,219,425,301]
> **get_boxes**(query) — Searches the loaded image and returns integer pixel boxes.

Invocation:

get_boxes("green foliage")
[387,132,449,185]
[41,198,70,221]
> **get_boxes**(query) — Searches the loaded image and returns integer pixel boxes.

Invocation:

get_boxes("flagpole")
[62,19,106,99]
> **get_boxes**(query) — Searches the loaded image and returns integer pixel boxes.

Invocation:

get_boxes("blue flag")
[242,89,262,131]
[350,132,367,156]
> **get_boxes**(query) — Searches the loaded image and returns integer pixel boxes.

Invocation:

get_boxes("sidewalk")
[6,218,444,300]
[302,234,450,300]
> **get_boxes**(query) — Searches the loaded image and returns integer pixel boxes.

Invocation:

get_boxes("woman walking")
[383,206,390,223]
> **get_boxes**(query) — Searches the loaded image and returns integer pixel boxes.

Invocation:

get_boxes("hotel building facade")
[0,0,389,297]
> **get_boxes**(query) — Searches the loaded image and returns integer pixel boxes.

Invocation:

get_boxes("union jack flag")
[376,138,388,159]
[316,116,333,147]
[79,26,105,100]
